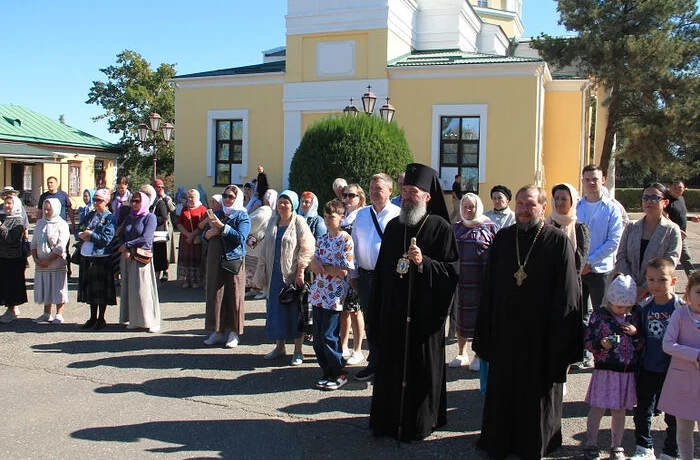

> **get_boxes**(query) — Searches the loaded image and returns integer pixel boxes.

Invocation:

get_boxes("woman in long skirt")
[202,185,250,347]
[77,188,117,330]
[0,195,28,323]
[176,188,207,288]
[31,198,70,324]
[118,191,160,333]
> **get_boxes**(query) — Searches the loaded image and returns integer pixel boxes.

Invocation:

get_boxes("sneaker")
[659,454,677,460]
[225,332,239,348]
[563,382,567,397]
[160,274,168,283]
[572,359,594,370]
[448,355,469,368]
[203,332,226,346]
[354,365,375,381]
[324,374,347,390]
[0,308,19,324]
[630,445,655,460]
[253,293,266,300]
[469,356,481,372]
[33,313,52,324]
[609,447,625,460]
[342,349,352,359]
[51,314,64,324]
[583,445,600,460]
[346,351,365,365]
[290,353,304,366]
[264,348,287,360]
[316,371,331,389]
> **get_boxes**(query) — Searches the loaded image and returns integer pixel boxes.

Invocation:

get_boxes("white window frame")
[431,104,488,191]
[207,109,249,185]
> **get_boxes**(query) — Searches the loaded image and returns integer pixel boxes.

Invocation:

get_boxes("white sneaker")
[469,356,481,371]
[630,445,655,460]
[448,355,469,368]
[51,314,64,324]
[225,332,239,348]
[203,332,226,346]
[33,313,52,324]
[346,351,364,365]
[0,309,19,323]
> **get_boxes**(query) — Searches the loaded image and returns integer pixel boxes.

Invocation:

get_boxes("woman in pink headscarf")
[118,191,160,333]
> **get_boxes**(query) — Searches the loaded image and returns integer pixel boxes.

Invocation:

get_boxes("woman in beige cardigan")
[253,190,315,366]
[614,183,681,300]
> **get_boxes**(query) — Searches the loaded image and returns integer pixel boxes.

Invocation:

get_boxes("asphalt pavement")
[1,216,698,459]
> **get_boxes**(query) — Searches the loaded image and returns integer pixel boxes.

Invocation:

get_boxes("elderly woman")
[546,183,590,276]
[76,188,117,330]
[448,193,498,370]
[0,195,28,323]
[299,191,327,240]
[244,182,262,214]
[253,190,315,365]
[614,182,681,298]
[118,191,160,333]
[245,189,277,300]
[483,185,515,231]
[202,185,250,348]
[143,184,171,283]
[339,183,366,359]
[32,198,70,324]
[176,188,207,288]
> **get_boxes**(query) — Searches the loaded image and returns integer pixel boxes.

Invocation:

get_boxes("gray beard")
[516,218,543,231]
[399,201,428,226]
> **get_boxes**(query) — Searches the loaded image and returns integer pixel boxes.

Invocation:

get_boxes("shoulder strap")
[370,208,383,240]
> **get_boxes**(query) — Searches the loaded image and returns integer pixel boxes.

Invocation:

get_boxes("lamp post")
[343,86,396,121]
[137,112,174,181]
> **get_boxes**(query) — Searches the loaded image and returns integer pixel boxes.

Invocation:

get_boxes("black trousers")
[633,367,677,456]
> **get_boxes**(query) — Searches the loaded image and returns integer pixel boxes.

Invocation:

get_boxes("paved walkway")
[1,218,698,459]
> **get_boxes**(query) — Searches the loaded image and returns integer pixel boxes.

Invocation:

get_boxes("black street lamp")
[344,86,396,121]
[137,112,174,181]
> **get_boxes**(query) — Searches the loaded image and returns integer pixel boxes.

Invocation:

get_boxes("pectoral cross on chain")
[514,267,527,287]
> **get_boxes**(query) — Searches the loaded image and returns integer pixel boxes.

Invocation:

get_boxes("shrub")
[289,115,413,204]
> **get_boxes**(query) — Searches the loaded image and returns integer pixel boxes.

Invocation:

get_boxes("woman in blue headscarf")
[252,190,315,366]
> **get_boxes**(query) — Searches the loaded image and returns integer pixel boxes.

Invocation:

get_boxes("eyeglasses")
[342,192,358,199]
[223,194,235,199]
[641,194,663,202]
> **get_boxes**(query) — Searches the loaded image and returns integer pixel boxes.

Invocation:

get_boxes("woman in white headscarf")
[546,183,590,276]
[448,193,498,370]
[244,189,278,300]
[0,195,28,323]
[201,185,250,348]
[31,198,70,324]
[176,188,207,288]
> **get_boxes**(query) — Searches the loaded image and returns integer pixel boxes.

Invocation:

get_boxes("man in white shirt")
[350,173,401,380]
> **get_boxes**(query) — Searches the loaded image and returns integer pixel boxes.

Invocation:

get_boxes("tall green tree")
[532,0,699,179]
[87,50,177,182]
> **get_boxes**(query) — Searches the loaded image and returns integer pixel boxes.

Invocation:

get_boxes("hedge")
[615,188,700,212]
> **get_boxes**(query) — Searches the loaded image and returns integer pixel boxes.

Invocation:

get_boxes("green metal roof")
[0,141,55,158]
[173,60,286,79]
[388,49,543,67]
[0,104,116,150]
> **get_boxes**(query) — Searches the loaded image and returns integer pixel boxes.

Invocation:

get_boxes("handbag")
[153,231,169,243]
[22,238,31,258]
[220,256,243,275]
[131,247,153,264]
[70,242,82,265]
[188,212,202,245]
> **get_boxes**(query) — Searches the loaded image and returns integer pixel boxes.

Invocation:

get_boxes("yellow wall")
[479,14,517,38]
[542,90,585,192]
[389,74,541,205]
[286,29,389,83]
[174,82,285,196]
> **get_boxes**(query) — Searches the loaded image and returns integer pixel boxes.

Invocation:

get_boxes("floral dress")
[309,232,354,311]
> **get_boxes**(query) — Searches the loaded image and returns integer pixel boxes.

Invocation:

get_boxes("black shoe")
[160,274,168,283]
[354,366,375,381]
[92,319,106,330]
[81,318,97,329]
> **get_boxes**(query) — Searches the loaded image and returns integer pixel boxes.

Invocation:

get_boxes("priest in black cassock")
[473,185,582,459]
[368,163,459,442]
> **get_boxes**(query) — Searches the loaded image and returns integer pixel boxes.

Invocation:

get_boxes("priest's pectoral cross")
[514,267,527,287]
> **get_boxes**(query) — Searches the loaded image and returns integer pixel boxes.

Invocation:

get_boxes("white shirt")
[351,202,401,277]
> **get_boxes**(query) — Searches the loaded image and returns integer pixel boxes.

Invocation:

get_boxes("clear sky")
[1,1,568,144]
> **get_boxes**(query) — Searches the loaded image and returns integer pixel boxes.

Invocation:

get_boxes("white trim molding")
[388,61,544,80]
[173,73,285,90]
[431,104,488,188]
[206,109,249,185]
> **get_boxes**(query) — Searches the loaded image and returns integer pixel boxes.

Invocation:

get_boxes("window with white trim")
[68,162,81,196]
[214,119,243,186]
[440,116,480,193]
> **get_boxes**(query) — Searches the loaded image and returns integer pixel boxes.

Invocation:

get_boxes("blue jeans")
[633,367,677,456]
[312,307,343,377]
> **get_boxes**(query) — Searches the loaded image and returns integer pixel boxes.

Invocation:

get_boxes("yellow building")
[173,0,593,203]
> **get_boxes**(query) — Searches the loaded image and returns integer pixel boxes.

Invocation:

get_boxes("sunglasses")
[93,198,104,203]
[223,194,235,199]
[641,194,663,202]
[130,199,141,203]
[342,192,358,199]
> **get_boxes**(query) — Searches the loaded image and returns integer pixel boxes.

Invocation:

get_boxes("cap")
[1,186,20,196]
[152,179,164,187]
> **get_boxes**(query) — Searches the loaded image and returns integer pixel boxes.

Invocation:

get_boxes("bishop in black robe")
[473,222,582,459]
[368,163,459,442]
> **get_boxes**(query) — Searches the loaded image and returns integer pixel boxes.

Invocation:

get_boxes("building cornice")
[388,61,544,80]
[173,73,285,90]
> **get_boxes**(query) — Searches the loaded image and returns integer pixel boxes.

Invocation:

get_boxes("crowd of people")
[0,165,698,459]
